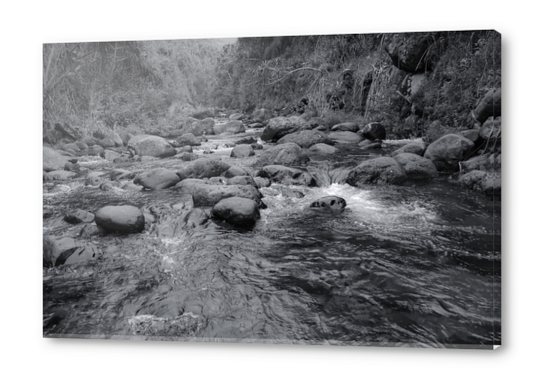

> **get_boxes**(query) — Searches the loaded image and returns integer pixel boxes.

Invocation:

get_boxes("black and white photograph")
[42,30,501,348]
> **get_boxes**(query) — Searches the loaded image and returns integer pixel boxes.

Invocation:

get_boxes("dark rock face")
[211,197,260,227]
[385,32,443,73]
[346,157,407,186]
[95,205,145,234]
[330,122,358,132]
[176,159,231,180]
[361,122,386,141]
[473,88,501,124]
[391,142,426,157]
[43,236,103,267]
[310,196,347,210]
[127,135,176,158]
[394,153,438,180]
[256,143,310,167]
[277,129,333,148]
[328,131,362,144]
[256,165,317,187]
[44,147,70,172]
[424,134,475,172]
[213,120,245,135]
[230,145,255,158]
[134,168,180,190]
[261,116,309,141]
[64,209,95,224]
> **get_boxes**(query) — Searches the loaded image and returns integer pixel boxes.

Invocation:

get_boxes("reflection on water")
[43,144,500,348]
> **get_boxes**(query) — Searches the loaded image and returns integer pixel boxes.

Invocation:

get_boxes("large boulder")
[230,145,255,158]
[127,135,176,158]
[391,142,426,157]
[261,116,309,141]
[94,205,145,234]
[310,196,347,210]
[459,170,501,199]
[43,236,103,267]
[277,129,332,148]
[256,165,317,187]
[394,153,439,180]
[213,120,245,135]
[211,197,260,227]
[424,134,475,172]
[176,179,264,208]
[256,143,310,167]
[134,168,180,190]
[176,159,231,180]
[473,88,501,124]
[360,122,386,141]
[43,147,70,172]
[328,131,362,144]
[346,157,407,186]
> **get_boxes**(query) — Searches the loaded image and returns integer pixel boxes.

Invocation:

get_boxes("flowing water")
[43,132,501,349]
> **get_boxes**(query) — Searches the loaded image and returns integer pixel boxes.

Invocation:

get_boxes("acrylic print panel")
[43,31,501,348]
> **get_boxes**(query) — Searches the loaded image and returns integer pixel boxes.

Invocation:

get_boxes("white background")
[1,1,538,378]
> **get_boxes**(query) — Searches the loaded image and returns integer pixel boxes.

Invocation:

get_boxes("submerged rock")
[310,196,347,210]
[95,205,145,234]
[346,157,407,186]
[183,208,210,229]
[211,197,261,227]
[43,236,103,267]
[134,168,180,190]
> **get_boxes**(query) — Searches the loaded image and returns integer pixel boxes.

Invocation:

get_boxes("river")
[43,129,501,349]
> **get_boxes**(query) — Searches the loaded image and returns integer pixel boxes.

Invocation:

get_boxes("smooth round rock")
[310,196,347,210]
[95,205,145,233]
[212,197,261,227]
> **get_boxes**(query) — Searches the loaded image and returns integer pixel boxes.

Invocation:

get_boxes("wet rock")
[211,197,260,227]
[64,162,80,172]
[331,122,358,132]
[256,165,317,187]
[78,224,107,237]
[358,140,382,150]
[308,143,338,155]
[64,209,95,224]
[180,152,200,161]
[361,122,386,141]
[134,168,180,190]
[127,135,176,158]
[346,157,407,186]
[277,129,333,148]
[235,136,257,145]
[43,147,70,172]
[177,145,194,153]
[328,131,362,144]
[253,177,271,188]
[459,170,501,199]
[85,145,104,156]
[183,208,210,229]
[99,182,115,191]
[179,181,264,208]
[310,196,347,210]
[229,113,244,121]
[473,88,501,124]
[391,142,426,157]
[95,205,145,234]
[424,134,475,172]
[251,143,263,150]
[101,149,122,162]
[222,166,252,178]
[43,170,77,181]
[460,155,490,173]
[110,169,134,181]
[213,120,245,135]
[176,133,201,147]
[261,116,310,142]
[43,235,103,267]
[394,153,438,180]
[121,183,144,192]
[231,145,255,158]
[225,175,257,187]
[85,172,105,186]
[176,159,231,180]
[256,143,310,166]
